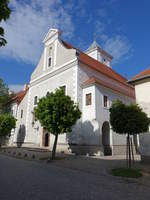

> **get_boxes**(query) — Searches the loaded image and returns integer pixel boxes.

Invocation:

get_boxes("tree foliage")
[0,0,11,46]
[110,100,150,135]
[0,113,16,146]
[110,100,150,168]
[0,77,12,114]
[35,88,81,159]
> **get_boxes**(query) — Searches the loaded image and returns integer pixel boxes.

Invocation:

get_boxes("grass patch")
[111,168,142,178]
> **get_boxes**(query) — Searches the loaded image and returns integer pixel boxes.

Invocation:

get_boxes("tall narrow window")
[34,96,38,105]
[86,93,92,105]
[21,109,23,118]
[48,47,52,67]
[104,95,108,108]
[60,85,66,94]
[48,57,51,67]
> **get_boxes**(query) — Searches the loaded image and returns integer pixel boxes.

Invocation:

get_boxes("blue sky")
[0,0,150,91]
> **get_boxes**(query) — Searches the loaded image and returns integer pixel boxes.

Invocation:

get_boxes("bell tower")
[85,39,113,68]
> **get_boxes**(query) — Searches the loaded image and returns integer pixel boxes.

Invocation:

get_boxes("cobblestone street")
[0,154,150,200]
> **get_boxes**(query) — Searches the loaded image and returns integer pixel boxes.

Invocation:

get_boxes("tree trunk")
[51,133,58,160]
[126,134,132,168]
[128,134,131,168]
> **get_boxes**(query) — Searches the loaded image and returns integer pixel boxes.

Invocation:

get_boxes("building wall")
[10,28,135,156]
[25,64,78,149]
[134,79,150,159]
[134,78,150,118]
[11,92,29,146]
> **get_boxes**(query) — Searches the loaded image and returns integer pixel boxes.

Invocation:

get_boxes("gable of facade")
[31,29,77,81]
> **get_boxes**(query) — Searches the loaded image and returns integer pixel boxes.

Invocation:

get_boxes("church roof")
[61,40,134,95]
[11,87,28,104]
[83,76,135,99]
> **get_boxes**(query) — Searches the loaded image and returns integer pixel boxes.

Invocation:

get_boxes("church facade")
[10,28,135,156]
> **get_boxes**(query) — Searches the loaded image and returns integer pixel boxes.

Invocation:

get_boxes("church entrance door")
[102,122,112,156]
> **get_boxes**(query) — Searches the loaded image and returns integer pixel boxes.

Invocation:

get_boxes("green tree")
[0,113,16,147]
[0,0,11,46]
[0,77,12,114]
[35,88,81,160]
[110,100,150,168]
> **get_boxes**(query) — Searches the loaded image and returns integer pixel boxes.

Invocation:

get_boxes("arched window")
[48,47,52,67]
[34,96,38,105]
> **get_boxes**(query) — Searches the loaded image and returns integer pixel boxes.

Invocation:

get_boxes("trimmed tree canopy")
[35,88,81,160]
[35,88,81,135]
[0,0,11,46]
[0,78,12,114]
[110,100,150,135]
[0,113,16,137]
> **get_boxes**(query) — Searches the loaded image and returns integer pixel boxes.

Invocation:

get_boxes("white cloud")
[95,21,105,35]
[1,0,74,64]
[94,19,131,63]
[9,84,24,92]
[104,35,131,63]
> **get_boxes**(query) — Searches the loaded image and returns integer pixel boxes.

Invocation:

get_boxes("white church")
[10,28,135,156]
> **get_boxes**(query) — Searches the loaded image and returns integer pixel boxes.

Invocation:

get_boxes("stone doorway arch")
[102,121,112,156]
[42,129,50,147]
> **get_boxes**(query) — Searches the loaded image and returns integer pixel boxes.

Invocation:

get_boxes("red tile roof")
[130,67,150,82]
[83,77,135,99]
[11,88,28,104]
[61,40,134,94]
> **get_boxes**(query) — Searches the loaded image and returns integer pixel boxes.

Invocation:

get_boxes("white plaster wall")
[135,79,150,118]
[134,79,150,157]
[12,91,29,145]
[86,49,111,67]
[82,86,96,121]
[95,84,132,146]
[31,38,76,81]
[87,50,98,60]
[9,103,18,145]
[26,65,77,148]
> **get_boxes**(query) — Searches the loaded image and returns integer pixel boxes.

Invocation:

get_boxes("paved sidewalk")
[1,154,150,200]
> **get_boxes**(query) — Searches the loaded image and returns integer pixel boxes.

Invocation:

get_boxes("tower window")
[86,93,92,105]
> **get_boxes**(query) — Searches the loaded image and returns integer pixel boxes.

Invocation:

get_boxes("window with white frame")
[103,95,108,108]
[86,93,92,105]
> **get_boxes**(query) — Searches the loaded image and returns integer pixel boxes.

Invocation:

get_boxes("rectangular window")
[21,109,23,118]
[34,96,38,105]
[104,95,108,108]
[86,93,92,105]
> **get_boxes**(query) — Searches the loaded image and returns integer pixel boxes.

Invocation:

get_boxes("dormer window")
[48,47,52,67]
